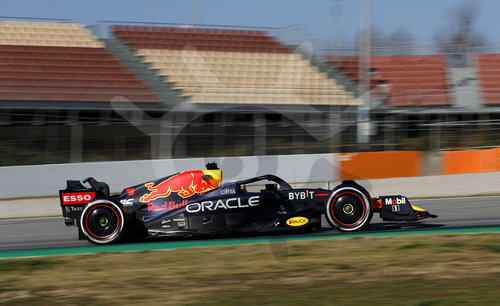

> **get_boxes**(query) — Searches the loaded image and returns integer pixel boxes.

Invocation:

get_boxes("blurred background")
[1,0,499,174]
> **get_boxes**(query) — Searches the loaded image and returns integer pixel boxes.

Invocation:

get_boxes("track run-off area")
[1,196,500,259]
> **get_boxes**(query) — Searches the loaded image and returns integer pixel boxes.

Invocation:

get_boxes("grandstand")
[0,21,362,165]
[2,19,500,165]
[112,25,359,106]
[475,54,500,105]
[325,55,451,107]
[0,21,159,104]
[324,52,500,151]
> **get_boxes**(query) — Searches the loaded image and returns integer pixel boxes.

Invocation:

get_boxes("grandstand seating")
[475,54,500,105]
[113,25,359,106]
[325,55,451,106]
[0,21,159,103]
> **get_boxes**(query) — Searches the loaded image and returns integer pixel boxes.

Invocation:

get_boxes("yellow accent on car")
[286,217,309,227]
[411,205,427,212]
[202,170,222,187]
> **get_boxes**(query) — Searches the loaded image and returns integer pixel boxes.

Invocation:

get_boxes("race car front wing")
[373,195,437,222]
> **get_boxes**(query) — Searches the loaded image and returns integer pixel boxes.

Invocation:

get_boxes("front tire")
[80,200,126,244]
[325,186,372,231]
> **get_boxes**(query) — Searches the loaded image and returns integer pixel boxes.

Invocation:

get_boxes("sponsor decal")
[286,216,309,227]
[220,188,236,195]
[147,199,189,213]
[160,218,186,228]
[288,190,315,200]
[61,192,95,205]
[126,188,135,196]
[186,196,260,213]
[384,197,406,205]
[173,218,186,227]
[120,198,134,206]
[140,171,220,202]
[65,206,83,213]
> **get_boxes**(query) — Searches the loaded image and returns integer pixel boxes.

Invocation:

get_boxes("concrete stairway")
[279,44,358,98]
[310,56,359,96]
[104,38,184,108]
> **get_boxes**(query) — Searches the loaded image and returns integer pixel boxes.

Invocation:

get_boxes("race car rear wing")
[59,178,109,226]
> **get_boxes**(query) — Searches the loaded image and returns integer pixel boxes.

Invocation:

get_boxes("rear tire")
[325,186,372,231]
[80,200,126,244]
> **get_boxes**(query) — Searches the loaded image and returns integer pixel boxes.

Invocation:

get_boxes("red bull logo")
[147,200,189,212]
[140,170,222,202]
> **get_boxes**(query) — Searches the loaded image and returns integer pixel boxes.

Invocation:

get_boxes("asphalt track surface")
[1,196,499,252]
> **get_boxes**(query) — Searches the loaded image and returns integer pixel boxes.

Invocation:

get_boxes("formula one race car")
[59,162,437,244]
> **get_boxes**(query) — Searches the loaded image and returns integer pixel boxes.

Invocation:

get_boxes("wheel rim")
[99,216,109,227]
[331,192,366,227]
[342,203,354,215]
[85,205,120,239]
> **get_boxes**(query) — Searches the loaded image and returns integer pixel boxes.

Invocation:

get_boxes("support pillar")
[291,113,304,154]
[213,113,226,156]
[70,124,83,163]
[254,114,266,156]
[45,124,59,164]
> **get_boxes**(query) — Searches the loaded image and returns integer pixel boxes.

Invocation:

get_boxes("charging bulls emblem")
[139,170,222,202]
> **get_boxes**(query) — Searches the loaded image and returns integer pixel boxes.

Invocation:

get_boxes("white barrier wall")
[0,154,338,198]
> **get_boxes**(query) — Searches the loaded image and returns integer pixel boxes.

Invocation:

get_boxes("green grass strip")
[1,226,500,259]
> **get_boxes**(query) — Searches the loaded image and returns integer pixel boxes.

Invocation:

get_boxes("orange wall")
[338,151,422,180]
[441,148,500,174]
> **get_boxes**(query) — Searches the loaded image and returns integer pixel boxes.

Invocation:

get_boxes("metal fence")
[4,108,500,166]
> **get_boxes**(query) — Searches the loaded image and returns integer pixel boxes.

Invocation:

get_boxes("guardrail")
[2,149,499,199]
[442,147,500,174]
[338,151,422,180]
[0,154,336,198]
